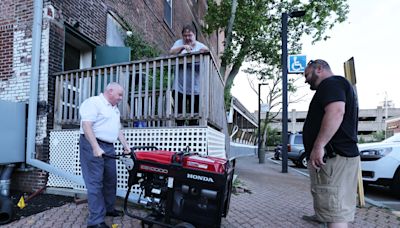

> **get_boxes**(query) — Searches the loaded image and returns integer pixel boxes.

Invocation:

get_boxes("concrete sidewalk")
[4,155,400,227]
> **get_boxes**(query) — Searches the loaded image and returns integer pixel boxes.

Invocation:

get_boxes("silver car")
[274,133,306,168]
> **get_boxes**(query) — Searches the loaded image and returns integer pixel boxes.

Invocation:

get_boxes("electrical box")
[0,101,26,164]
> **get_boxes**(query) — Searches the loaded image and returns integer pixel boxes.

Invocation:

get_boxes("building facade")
[0,0,222,192]
[386,116,400,137]
[261,106,400,141]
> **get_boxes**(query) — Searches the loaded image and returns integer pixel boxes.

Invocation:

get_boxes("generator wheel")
[174,222,195,228]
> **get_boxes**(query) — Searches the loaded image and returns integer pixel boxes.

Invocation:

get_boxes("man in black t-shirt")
[302,59,360,227]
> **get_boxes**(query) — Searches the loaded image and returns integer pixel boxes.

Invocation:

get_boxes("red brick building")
[0,0,223,192]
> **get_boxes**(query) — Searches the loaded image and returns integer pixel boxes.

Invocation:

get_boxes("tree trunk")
[261,111,270,147]
[220,0,238,79]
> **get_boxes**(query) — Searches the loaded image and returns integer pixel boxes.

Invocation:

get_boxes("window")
[164,0,173,28]
[64,27,95,70]
[294,135,303,145]
[106,13,127,47]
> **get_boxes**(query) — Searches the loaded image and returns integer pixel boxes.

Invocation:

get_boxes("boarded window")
[164,0,173,28]
[106,14,126,47]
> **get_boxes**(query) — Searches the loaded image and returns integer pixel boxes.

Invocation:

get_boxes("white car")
[360,134,400,195]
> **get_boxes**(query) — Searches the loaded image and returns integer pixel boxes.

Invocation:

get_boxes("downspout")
[0,164,14,224]
[0,165,14,196]
[26,0,84,185]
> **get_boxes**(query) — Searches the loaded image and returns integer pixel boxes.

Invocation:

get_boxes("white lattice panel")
[48,127,225,195]
[48,130,80,188]
[207,127,226,158]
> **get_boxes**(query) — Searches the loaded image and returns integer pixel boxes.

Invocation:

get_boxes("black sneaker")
[106,209,123,217]
[87,222,110,228]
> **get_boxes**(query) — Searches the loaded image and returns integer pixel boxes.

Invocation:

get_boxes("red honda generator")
[116,146,235,228]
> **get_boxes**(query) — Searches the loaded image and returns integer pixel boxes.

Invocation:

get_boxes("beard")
[308,72,319,90]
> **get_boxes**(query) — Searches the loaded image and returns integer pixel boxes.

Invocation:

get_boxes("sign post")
[344,57,365,208]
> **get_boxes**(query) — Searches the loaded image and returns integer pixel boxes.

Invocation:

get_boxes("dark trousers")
[175,92,199,126]
[79,135,116,226]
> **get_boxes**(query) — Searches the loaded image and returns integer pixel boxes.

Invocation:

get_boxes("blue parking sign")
[288,55,307,74]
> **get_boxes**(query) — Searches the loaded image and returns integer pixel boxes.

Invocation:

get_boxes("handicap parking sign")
[288,55,307,74]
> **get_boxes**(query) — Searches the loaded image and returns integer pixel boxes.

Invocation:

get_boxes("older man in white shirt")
[79,82,130,228]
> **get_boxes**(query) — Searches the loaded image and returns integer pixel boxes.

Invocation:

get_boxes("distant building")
[257,106,400,141]
[227,97,258,144]
[227,97,258,157]
[386,116,400,137]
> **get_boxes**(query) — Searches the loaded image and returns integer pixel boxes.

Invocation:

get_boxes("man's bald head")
[104,82,124,106]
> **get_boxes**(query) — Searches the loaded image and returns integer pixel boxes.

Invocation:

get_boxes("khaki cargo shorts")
[308,155,360,223]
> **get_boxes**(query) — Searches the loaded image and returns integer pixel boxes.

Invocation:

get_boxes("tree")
[245,63,307,147]
[204,0,349,102]
[372,131,385,142]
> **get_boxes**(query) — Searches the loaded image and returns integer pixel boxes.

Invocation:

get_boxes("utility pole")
[258,83,268,163]
[281,10,305,173]
[384,91,388,138]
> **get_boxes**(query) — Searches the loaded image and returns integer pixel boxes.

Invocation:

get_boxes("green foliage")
[224,87,232,109]
[257,118,281,146]
[204,0,349,94]
[358,136,366,144]
[125,31,161,61]
[372,131,385,142]
[266,126,280,146]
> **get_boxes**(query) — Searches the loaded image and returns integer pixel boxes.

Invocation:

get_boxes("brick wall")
[105,0,219,56]
[0,0,52,192]
[0,25,13,81]
[58,0,107,45]
[0,0,15,81]
[3,0,222,193]
[0,0,33,101]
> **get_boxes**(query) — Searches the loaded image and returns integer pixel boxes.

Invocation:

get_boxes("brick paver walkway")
[3,155,400,228]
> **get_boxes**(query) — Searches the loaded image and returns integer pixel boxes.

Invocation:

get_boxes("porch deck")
[52,52,226,131]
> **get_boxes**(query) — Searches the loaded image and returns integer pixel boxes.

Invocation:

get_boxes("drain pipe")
[0,164,14,224]
[25,0,84,185]
[0,164,14,196]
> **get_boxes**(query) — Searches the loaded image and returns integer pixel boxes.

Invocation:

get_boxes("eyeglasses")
[307,60,317,67]
[307,59,328,68]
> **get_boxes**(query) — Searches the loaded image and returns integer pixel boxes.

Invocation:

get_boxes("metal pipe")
[281,12,289,173]
[0,164,15,197]
[258,84,261,161]
[281,10,305,173]
[26,0,42,164]
[0,195,13,225]
[25,0,85,185]
[0,164,15,224]
[0,164,14,181]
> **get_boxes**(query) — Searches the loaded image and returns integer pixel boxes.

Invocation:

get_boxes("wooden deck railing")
[52,52,226,131]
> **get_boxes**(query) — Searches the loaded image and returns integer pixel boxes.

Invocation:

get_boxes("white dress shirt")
[79,93,121,143]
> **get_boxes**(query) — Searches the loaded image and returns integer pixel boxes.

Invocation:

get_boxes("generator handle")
[130,146,159,151]
[102,153,127,159]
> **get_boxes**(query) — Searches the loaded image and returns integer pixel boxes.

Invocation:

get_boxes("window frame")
[164,0,173,28]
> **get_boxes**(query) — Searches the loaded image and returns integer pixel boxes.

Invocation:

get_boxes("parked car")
[360,134,400,196]
[274,133,306,168]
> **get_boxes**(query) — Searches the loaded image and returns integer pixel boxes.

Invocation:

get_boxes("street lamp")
[258,83,268,163]
[281,10,306,173]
